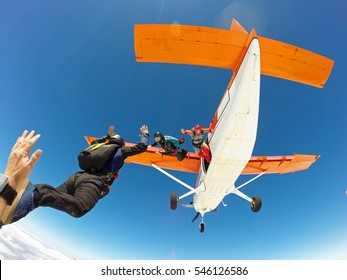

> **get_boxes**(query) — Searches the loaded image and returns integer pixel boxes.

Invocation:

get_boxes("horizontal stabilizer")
[134,21,334,88]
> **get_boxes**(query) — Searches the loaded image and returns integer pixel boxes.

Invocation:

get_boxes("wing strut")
[226,171,266,203]
[151,163,194,191]
[236,171,266,190]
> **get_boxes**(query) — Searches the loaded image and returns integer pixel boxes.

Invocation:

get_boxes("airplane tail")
[134,19,334,88]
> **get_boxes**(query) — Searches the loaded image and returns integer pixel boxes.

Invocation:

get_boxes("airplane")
[87,19,334,233]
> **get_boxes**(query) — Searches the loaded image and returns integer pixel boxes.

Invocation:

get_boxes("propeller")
[191,212,200,223]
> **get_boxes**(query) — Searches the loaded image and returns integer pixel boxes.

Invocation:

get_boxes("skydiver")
[181,125,211,163]
[150,132,187,161]
[0,125,149,226]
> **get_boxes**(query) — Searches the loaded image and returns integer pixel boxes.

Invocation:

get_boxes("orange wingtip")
[134,20,334,88]
[243,154,320,174]
[84,136,95,145]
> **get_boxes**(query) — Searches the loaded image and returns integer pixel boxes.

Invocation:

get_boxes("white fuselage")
[194,38,261,216]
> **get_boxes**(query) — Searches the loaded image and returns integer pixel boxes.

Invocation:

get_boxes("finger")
[25,133,41,148]
[27,149,43,168]
[24,134,41,154]
[21,130,36,150]
[17,130,29,144]
[29,134,41,145]
[25,130,36,141]
[11,130,29,151]
[21,130,29,139]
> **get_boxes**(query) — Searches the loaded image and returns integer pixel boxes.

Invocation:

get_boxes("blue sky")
[0,0,346,259]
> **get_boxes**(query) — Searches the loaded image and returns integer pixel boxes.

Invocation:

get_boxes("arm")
[182,128,209,134]
[91,136,108,144]
[91,125,115,144]
[157,141,176,155]
[181,128,190,134]
[158,150,172,155]
[149,142,157,147]
[181,128,193,136]
[122,125,149,158]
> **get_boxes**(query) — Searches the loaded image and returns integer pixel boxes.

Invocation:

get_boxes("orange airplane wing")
[84,137,318,174]
[134,20,334,88]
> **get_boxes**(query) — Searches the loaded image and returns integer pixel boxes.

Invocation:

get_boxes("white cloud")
[0,224,72,260]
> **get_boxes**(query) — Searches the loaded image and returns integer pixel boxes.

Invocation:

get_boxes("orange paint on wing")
[84,137,319,175]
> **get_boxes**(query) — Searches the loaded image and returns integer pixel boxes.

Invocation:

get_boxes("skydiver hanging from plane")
[0,125,149,226]
[181,125,211,163]
[150,132,187,161]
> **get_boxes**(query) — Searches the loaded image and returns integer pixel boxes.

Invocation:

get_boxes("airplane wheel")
[251,196,262,212]
[170,192,178,210]
[199,222,205,233]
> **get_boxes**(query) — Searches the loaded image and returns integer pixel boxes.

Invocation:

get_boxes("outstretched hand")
[4,130,42,189]
[108,125,115,137]
[140,125,149,134]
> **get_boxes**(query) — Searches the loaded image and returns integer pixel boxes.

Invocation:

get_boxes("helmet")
[193,125,202,131]
[154,132,165,143]
[111,134,125,147]
[154,132,164,138]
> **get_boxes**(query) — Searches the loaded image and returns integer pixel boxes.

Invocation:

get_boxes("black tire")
[199,222,205,233]
[170,192,178,210]
[251,195,262,213]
